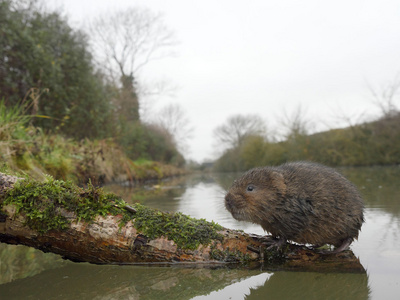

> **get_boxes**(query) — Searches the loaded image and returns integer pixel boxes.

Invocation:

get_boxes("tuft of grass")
[0,100,32,156]
[0,100,31,141]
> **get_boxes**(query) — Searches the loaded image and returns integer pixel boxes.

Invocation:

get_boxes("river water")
[1,166,399,299]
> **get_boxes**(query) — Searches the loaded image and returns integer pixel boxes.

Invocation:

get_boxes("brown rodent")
[225,161,365,253]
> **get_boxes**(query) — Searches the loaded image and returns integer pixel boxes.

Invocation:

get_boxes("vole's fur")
[225,162,364,252]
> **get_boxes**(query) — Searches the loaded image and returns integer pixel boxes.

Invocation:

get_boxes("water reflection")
[245,272,370,300]
[0,263,263,299]
[341,166,400,215]
[0,263,369,300]
[0,243,65,285]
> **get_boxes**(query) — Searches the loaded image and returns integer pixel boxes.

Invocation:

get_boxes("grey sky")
[50,0,400,162]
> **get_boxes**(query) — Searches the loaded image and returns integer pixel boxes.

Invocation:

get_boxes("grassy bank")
[0,102,185,185]
[214,111,400,172]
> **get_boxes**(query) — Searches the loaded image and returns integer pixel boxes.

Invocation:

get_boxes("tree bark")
[0,173,365,273]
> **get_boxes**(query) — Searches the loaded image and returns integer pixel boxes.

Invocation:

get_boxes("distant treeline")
[0,0,184,166]
[214,111,400,172]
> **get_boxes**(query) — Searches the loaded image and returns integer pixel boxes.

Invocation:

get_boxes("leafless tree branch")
[89,7,177,84]
[213,114,267,150]
[153,103,194,153]
[366,74,400,118]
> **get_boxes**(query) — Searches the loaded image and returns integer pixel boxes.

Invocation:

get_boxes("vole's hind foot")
[316,237,353,254]
[262,236,287,250]
[255,237,286,261]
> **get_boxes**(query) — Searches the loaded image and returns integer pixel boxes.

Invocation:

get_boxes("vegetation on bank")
[214,110,400,172]
[0,100,185,184]
[0,0,185,179]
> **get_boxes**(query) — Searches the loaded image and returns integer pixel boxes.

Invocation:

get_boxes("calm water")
[1,166,400,299]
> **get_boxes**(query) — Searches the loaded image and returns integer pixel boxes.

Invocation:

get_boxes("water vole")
[225,161,365,253]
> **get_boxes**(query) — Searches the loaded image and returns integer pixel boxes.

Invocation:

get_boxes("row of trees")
[213,98,400,172]
[0,0,188,166]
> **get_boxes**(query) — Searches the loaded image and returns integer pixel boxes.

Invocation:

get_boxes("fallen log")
[0,173,365,273]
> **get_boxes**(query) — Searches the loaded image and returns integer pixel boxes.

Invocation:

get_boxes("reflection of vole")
[225,161,365,253]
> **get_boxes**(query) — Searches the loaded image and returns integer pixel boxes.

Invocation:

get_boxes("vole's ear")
[270,171,286,194]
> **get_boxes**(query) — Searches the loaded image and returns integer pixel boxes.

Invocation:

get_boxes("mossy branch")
[0,173,365,272]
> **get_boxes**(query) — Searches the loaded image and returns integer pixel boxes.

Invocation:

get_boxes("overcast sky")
[49,0,400,162]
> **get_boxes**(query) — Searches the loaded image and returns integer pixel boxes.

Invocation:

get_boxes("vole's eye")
[246,185,254,192]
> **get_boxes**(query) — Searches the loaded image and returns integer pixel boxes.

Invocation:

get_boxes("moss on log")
[0,173,365,272]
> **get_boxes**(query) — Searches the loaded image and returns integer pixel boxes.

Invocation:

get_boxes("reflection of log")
[0,173,365,273]
[0,263,370,300]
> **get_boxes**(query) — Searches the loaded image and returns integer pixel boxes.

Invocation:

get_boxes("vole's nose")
[225,193,233,210]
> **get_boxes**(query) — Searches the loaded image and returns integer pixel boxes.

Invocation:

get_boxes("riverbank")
[1,130,185,186]
[214,111,400,172]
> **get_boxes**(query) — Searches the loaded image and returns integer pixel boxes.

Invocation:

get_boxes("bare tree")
[154,103,193,153]
[213,114,267,150]
[89,7,176,83]
[279,105,312,140]
[367,74,400,118]
[89,7,177,122]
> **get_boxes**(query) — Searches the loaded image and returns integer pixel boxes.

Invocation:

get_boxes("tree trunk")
[0,173,365,273]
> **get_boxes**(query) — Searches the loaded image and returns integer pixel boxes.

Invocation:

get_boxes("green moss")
[1,176,223,251]
[1,176,130,233]
[132,203,223,250]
